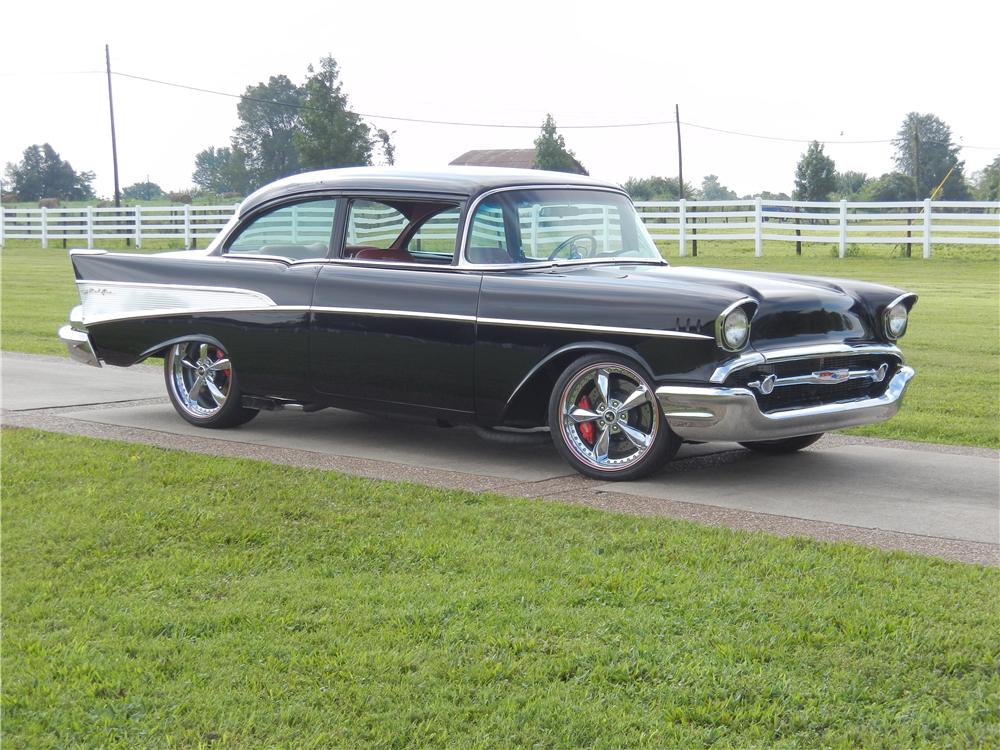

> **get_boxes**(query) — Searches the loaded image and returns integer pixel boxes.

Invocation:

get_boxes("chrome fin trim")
[76,281,278,325]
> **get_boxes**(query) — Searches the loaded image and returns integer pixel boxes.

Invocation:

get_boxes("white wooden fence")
[2,200,997,258]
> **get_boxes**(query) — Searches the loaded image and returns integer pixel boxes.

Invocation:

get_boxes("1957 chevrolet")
[59,167,916,480]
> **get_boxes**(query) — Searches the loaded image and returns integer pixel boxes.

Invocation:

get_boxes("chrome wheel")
[164,341,257,428]
[549,355,679,480]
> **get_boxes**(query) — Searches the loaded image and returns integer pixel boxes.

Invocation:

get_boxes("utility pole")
[106,45,121,208]
[675,104,684,199]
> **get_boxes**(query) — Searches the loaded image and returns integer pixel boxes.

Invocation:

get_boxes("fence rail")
[2,199,997,257]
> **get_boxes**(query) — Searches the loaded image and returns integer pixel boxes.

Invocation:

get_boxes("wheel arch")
[135,334,228,364]
[496,342,656,426]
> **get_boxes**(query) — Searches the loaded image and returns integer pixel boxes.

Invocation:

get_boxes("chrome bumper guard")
[656,366,914,442]
[58,325,102,368]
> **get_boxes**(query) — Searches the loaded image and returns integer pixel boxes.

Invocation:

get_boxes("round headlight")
[886,304,909,339]
[722,307,750,350]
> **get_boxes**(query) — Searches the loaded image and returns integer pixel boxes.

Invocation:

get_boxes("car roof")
[239,166,624,214]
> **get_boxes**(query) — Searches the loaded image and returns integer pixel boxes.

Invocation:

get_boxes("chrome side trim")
[476,317,714,340]
[657,366,914,442]
[709,343,904,384]
[58,325,101,368]
[312,306,476,323]
[76,280,277,325]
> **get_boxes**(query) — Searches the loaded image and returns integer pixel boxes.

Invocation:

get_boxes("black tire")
[549,354,680,481]
[738,433,823,454]
[164,341,258,428]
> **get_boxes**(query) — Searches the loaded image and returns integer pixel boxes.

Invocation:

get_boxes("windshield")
[466,188,662,265]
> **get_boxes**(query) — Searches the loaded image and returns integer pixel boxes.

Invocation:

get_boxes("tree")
[192,146,239,194]
[793,141,837,201]
[296,56,386,170]
[3,143,95,202]
[969,154,999,202]
[231,75,302,191]
[622,175,694,201]
[122,181,164,201]
[857,172,915,202]
[892,113,969,200]
[835,171,870,199]
[533,115,587,174]
[700,174,737,201]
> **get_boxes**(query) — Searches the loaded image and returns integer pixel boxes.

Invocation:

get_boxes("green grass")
[3,428,997,749]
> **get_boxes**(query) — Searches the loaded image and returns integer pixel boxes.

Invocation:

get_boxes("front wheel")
[738,433,823,454]
[164,341,258,428]
[549,354,680,480]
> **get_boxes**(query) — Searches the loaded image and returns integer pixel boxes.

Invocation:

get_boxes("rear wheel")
[164,341,258,428]
[738,433,823,454]
[549,354,680,481]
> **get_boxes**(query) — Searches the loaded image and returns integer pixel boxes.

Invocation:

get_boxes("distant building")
[450,148,587,175]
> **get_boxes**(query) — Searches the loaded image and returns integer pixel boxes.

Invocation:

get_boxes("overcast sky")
[3,0,997,200]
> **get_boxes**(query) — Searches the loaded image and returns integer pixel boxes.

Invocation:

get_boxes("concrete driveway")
[3,351,997,566]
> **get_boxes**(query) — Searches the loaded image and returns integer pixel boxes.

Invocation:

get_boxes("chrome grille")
[726,353,900,413]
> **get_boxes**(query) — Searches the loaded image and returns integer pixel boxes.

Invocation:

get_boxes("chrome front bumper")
[58,325,102,368]
[656,366,914,442]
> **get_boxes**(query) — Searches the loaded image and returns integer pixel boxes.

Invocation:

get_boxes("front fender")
[495,341,657,427]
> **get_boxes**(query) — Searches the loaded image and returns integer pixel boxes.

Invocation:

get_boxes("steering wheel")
[547,233,598,261]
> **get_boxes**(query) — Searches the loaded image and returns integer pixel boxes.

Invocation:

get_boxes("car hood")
[552,263,910,349]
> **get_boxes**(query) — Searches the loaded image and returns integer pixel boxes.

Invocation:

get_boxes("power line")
[110,70,999,149]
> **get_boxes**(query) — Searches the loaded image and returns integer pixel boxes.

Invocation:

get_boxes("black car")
[59,167,916,480]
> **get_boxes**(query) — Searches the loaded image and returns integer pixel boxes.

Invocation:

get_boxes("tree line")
[624,113,998,204]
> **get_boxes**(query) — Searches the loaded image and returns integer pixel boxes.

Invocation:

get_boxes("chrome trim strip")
[657,366,915,442]
[76,280,277,325]
[476,317,714,340]
[312,306,477,323]
[709,344,904,384]
[58,325,101,368]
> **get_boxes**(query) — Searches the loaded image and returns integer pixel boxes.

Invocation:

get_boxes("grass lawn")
[3,240,996,447]
[2,428,997,749]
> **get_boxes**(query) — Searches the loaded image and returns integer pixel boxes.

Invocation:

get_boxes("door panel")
[310,264,481,415]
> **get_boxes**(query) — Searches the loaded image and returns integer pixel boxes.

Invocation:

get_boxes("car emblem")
[812,369,850,382]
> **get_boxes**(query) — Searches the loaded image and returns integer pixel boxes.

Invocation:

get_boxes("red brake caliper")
[216,348,231,378]
[578,395,595,445]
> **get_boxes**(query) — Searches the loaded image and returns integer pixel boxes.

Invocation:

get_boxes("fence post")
[185,204,192,249]
[87,206,94,249]
[839,199,847,258]
[678,199,686,257]
[923,198,932,258]
[0,206,5,248]
[691,203,698,257]
[754,197,762,257]
[794,205,801,255]
[135,205,142,248]
[41,206,49,249]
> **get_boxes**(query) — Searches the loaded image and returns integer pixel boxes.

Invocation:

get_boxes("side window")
[226,199,337,260]
[466,201,512,264]
[346,200,409,250]
[405,205,462,259]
